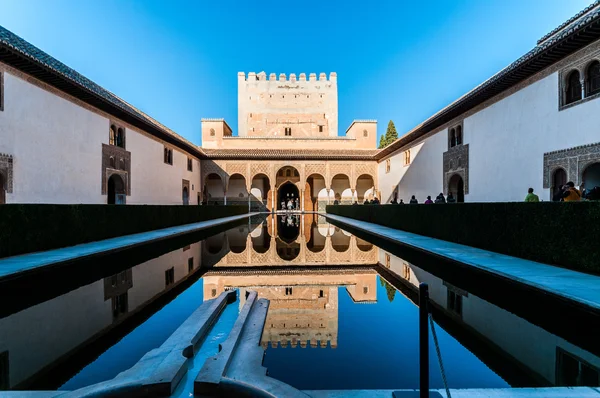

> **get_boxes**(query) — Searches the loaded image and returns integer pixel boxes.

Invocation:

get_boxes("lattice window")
[566,70,582,104]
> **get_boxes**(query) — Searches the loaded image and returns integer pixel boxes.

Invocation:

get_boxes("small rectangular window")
[363,286,369,294]
[385,159,391,173]
[187,158,193,172]
[447,290,462,317]
[319,289,324,298]
[385,253,391,268]
[188,257,194,273]
[319,125,323,133]
[404,150,411,166]
[165,267,175,287]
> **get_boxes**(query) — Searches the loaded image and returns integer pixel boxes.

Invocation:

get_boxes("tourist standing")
[391,197,398,204]
[409,195,418,204]
[524,188,539,202]
[295,198,299,210]
[424,196,433,204]
[447,192,456,203]
[562,182,581,202]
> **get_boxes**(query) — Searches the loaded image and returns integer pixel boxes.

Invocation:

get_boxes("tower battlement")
[238,71,339,138]
[238,72,337,82]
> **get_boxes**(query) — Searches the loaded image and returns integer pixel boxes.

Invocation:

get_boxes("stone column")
[581,76,586,99]
[224,190,227,206]
[300,189,304,212]
[272,190,275,212]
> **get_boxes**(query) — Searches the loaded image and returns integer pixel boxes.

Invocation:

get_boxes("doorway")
[107,174,126,204]
[552,168,567,201]
[278,182,299,210]
[448,174,465,203]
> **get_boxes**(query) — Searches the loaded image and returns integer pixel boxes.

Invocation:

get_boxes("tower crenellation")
[237,72,338,82]
[238,71,339,138]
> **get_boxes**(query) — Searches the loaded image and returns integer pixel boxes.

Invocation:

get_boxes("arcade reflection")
[202,214,377,267]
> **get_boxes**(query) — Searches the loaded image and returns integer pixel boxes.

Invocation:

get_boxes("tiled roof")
[538,1,600,44]
[202,148,380,160]
[376,3,600,160]
[0,25,203,158]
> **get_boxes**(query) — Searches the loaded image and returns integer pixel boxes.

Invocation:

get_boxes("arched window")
[278,170,283,177]
[456,125,462,145]
[116,128,124,148]
[119,159,125,170]
[587,61,600,96]
[294,169,299,177]
[109,125,116,146]
[565,70,582,104]
[109,156,115,169]
[286,169,291,177]
[450,128,456,147]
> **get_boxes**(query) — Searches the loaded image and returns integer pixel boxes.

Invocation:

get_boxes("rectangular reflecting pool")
[1,214,598,393]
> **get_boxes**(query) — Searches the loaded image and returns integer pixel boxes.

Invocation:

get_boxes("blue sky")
[0,0,593,145]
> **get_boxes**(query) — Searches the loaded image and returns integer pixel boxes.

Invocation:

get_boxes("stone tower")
[237,72,338,138]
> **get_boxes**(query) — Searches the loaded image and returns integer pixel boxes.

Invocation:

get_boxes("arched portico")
[227,173,248,206]
[330,174,351,205]
[251,173,272,211]
[204,173,225,205]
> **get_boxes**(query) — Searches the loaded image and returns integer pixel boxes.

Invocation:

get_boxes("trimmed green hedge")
[327,202,600,274]
[0,205,247,259]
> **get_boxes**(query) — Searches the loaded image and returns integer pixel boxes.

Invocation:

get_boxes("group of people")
[389,192,456,205]
[548,181,600,202]
[281,197,300,211]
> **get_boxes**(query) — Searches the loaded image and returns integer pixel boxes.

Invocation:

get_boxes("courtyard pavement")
[325,213,600,312]
[0,212,255,282]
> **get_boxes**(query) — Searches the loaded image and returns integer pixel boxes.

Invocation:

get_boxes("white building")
[2,2,600,206]
[377,2,600,203]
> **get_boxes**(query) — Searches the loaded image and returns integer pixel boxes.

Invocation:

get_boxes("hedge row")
[0,204,248,259]
[327,202,600,275]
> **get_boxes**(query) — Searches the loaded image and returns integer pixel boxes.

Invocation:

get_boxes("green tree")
[379,277,397,303]
[378,134,386,149]
[378,120,399,149]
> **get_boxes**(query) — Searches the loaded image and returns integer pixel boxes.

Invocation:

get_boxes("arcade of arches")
[201,160,378,211]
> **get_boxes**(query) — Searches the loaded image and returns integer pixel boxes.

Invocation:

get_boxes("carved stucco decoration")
[0,153,14,193]
[543,141,600,188]
[101,144,131,195]
[442,144,469,195]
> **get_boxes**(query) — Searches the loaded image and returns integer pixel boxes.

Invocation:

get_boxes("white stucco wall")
[0,68,201,205]
[378,132,446,204]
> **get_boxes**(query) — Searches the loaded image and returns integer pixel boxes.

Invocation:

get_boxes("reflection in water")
[379,250,600,388]
[1,214,597,393]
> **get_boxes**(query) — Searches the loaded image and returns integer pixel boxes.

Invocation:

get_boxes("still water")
[1,214,598,392]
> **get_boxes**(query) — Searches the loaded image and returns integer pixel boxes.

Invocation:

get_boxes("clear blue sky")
[0,0,593,145]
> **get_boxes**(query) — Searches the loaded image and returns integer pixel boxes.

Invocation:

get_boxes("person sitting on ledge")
[562,181,581,202]
[391,197,398,204]
[524,187,539,202]
[399,199,404,204]
[333,199,339,205]
[447,192,456,203]
[373,197,380,205]
[435,193,446,203]
[353,201,358,205]
[409,195,418,204]
[424,195,433,204]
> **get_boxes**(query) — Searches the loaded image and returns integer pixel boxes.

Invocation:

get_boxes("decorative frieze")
[443,144,469,195]
[543,142,600,188]
[0,153,13,193]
